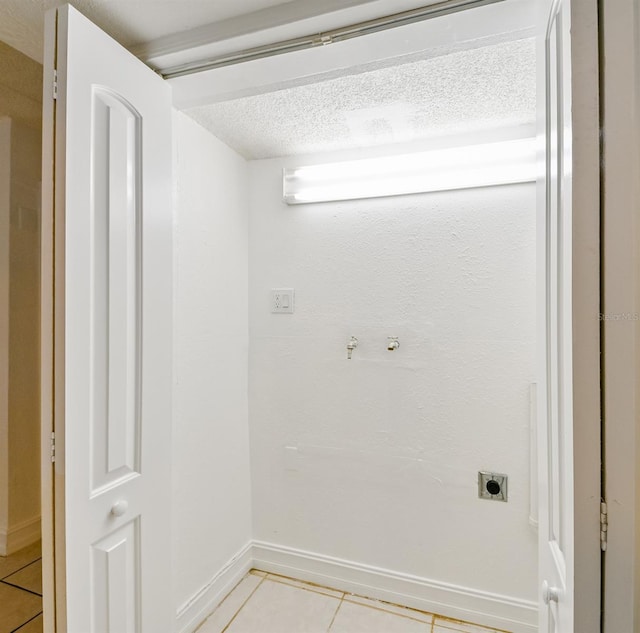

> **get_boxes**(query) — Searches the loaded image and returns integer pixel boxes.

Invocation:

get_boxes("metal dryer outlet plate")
[478,471,508,502]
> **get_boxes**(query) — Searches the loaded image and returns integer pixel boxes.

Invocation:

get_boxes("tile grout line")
[263,571,434,626]
[325,593,345,633]
[0,557,42,582]
[266,576,343,600]
[219,574,267,633]
[433,619,507,633]
[9,610,43,633]
[264,572,346,598]
[341,595,434,625]
[0,579,43,598]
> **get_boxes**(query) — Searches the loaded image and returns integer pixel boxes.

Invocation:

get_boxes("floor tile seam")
[433,613,504,633]
[434,613,510,633]
[261,572,433,624]
[433,623,502,633]
[219,574,267,633]
[265,576,344,600]
[0,579,43,598]
[206,574,252,614]
[264,572,345,597]
[325,594,345,632]
[341,596,433,625]
[9,610,43,633]
[0,557,42,581]
[343,592,436,621]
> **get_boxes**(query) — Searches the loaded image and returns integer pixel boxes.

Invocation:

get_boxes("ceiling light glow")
[282,138,536,205]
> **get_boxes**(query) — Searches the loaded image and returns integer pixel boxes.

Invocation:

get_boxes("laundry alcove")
[36,0,603,631]
[168,2,538,631]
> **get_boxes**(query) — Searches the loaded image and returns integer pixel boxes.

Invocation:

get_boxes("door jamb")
[567,1,601,630]
[599,0,640,629]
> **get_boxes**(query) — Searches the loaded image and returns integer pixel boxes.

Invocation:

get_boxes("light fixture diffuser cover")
[283,137,536,205]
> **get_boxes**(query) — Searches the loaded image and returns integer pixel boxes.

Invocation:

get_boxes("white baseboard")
[0,516,41,556]
[252,541,538,633]
[176,542,253,633]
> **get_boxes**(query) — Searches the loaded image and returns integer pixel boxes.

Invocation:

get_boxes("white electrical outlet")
[271,288,295,313]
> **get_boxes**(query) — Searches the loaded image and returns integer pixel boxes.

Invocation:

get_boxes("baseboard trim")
[252,541,537,633]
[176,542,253,633]
[0,516,41,556]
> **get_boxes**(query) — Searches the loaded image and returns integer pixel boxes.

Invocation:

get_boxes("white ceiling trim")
[161,0,504,80]
[133,0,405,64]
[169,0,534,110]
[139,0,456,71]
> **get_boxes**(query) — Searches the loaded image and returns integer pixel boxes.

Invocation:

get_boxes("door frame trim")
[40,7,58,633]
[567,0,602,630]
[600,0,640,629]
[38,1,603,631]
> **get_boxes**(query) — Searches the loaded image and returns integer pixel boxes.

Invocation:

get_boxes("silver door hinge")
[600,501,608,552]
[52,70,58,100]
[50,432,56,463]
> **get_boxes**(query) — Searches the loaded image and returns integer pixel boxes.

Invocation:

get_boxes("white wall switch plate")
[271,288,295,313]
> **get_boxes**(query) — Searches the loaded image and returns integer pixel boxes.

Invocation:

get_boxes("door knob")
[110,500,128,517]
[542,580,561,604]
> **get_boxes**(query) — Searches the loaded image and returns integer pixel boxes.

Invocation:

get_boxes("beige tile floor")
[0,552,512,633]
[0,542,43,633]
[196,570,512,633]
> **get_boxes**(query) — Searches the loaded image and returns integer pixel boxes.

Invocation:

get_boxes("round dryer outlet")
[478,471,508,502]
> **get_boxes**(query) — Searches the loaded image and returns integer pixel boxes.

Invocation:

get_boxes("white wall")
[172,111,252,628]
[248,153,537,605]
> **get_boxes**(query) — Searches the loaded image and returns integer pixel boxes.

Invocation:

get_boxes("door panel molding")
[43,5,174,631]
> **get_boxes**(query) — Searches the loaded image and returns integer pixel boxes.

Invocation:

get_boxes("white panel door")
[536,0,574,631]
[44,5,173,631]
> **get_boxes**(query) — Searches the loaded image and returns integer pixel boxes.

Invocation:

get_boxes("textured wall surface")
[8,121,41,533]
[172,111,252,611]
[248,152,538,600]
[0,118,42,553]
[0,41,42,131]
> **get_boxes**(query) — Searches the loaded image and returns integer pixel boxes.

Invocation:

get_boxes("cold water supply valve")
[387,336,400,351]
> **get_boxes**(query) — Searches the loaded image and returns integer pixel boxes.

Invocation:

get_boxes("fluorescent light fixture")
[283,137,536,205]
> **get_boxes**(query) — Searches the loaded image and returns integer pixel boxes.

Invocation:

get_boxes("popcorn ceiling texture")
[187,38,535,159]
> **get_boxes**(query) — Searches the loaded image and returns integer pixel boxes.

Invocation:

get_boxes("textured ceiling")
[186,37,535,160]
[0,0,304,62]
[0,40,42,130]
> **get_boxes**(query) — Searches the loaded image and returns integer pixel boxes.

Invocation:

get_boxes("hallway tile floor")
[0,542,43,633]
[196,570,512,633]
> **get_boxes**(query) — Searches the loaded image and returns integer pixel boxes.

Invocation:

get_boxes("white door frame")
[40,8,59,632]
[537,0,600,629]
[564,0,601,630]
[601,0,640,630]
[37,1,603,630]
